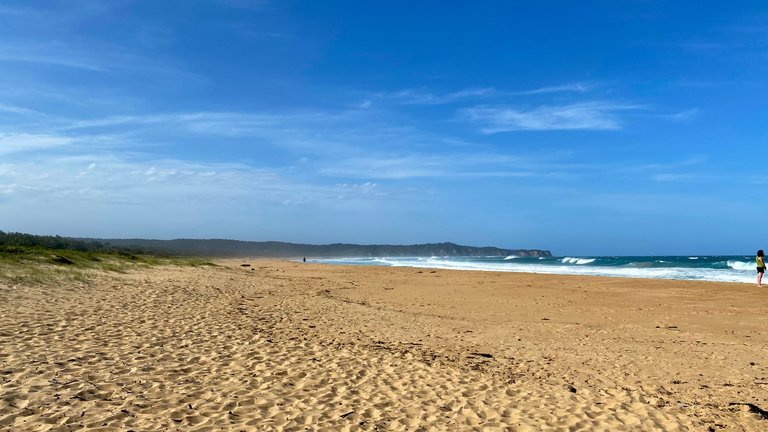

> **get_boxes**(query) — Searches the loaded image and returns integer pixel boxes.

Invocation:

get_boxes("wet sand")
[1,259,767,431]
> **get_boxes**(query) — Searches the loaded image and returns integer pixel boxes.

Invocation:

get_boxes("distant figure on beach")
[303,257,306,263]
[757,250,765,287]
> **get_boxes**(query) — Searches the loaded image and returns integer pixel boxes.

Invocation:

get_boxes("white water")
[561,257,596,265]
[310,257,756,284]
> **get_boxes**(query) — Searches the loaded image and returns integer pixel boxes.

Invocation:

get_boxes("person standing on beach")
[757,250,765,287]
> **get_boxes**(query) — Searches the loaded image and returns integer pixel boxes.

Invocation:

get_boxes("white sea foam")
[313,256,754,284]
[504,255,518,260]
[689,256,699,260]
[561,257,596,265]
[727,260,754,271]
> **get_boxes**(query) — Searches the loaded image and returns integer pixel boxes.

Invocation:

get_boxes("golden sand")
[1,259,767,431]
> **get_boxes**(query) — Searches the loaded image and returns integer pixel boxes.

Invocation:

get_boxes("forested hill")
[100,238,552,258]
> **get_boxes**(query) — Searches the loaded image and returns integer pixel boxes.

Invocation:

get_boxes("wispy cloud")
[56,111,360,153]
[0,151,429,241]
[0,41,202,82]
[511,83,592,95]
[673,15,768,61]
[4,104,700,187]
[1,155,306,200]
[0,153,401,230]
[0,103,39,116]
[375,87,498,105]
[462,102,641,133]
[320,155,450,179]
[0,47,106,71]
[318,153,558,180]
[5,108,638,182]
[677,41,731,54]
[61,111,337,131]
[372,83,591,106]
[213,0,271,9]
[644,159,710,183]
[629,157,706,173]
[0,0,199,80]
[603,156,713,184]
[0,133,76,155]
[651,173,706,182]
[316,150,712,183]
[657,108,699,122]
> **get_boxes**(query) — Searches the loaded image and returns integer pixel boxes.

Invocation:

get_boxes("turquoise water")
[310,255,759,284]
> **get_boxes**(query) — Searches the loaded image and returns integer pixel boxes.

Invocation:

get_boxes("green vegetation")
[104,238,552,258]
[0,231,213,285]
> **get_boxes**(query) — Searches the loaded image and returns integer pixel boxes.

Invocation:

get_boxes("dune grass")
[0,245,213,285]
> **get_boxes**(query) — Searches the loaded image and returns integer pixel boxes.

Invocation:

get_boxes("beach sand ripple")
[2,261,766,430]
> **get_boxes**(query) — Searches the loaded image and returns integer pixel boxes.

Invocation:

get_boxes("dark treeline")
[0,231,108,251]
[0,231,552,259]
[0,231,154,255]
[101,238,552,258]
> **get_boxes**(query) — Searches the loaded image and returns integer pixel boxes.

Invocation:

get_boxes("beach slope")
[1,260,766,431]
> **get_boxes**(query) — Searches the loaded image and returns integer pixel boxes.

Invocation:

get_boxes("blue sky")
[1,1,766,255]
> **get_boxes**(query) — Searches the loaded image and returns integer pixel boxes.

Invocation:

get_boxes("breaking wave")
[561,257,596,265]
[309,255,757,284]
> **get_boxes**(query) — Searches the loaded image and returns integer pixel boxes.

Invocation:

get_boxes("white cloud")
[0,39,203,82]
[373,83,591,106]
[318,153,549,180]
[61,111,334,135]
[0,133,76,154]
[0,183,16,194]
[512,83,591,95]
[0,153,394,208]
[54,110,399,156]
[659,108,699,122]
[335,182,380,195]
[650,171,716,183]
[322,156,446,179]
[627,157,706,174]
[61,115,170,130]
[375,87,498,105]
[463,102,641,132]
[651,173,700,182]
[0,151,434,239]
[0,50,106,71]
[214,0,270,8]
[0,103,39,115]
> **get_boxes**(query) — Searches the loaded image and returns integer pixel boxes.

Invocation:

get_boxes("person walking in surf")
[757,250,765,287]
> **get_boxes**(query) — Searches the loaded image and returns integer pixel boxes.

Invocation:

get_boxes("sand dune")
[1,260,766,430]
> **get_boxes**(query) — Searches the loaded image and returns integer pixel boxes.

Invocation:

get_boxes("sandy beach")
[1,259,767,431]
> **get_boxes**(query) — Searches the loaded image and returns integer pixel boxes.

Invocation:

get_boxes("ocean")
[309,255,759,284]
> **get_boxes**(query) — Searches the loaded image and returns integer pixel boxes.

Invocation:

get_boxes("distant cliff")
[100,239,551,258]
